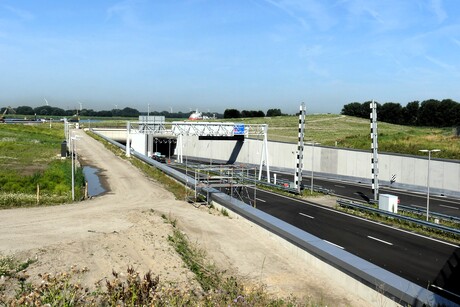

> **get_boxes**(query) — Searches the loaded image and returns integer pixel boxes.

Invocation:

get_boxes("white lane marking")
[334,185,345,188]
[367,236,393,246]
[324,240,344,250]
[256,198,266,203]
[439,204,458,210]
[258,189,460,248]
[299,212,314,219]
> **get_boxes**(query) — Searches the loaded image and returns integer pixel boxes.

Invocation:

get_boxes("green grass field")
[219,114,459,160]
[84,114,460,159]
[0,123,84,207]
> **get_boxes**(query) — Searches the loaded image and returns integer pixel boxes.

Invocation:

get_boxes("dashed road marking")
[299,212,314,219]
[368,235,393,246]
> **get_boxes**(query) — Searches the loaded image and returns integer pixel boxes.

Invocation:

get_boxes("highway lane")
[268,170,460,217]
[168,163,459,298]
[177,158,460,217]
[245,189,459,297]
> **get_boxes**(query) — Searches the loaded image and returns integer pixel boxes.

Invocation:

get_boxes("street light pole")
[419,149,441,221]
[71,136,75,201]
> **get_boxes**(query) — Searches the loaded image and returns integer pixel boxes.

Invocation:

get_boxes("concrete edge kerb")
[91,130,454,307]
[209,193,453,307]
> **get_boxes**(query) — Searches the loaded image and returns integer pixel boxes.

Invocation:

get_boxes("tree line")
[341,99,460,127]
[223,108,284,118]
[0,105,225,119]
[1,105,288,120]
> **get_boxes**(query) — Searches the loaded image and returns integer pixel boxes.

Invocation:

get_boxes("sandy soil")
[0,129,368,306]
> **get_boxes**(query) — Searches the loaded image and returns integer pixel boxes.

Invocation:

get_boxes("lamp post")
[70,132,81,201]
[419,149,441,221]
[71,136,76,201]
[306,142,320,194]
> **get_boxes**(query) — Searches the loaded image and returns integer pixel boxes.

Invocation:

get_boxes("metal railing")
[398,204,460,224]
[337,199,460,237]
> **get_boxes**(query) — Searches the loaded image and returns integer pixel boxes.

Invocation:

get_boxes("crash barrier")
[398,204,460,224]
[337,199,460,237]
[91,129,455,306]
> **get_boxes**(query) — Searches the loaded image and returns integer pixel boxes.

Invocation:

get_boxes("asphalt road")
[170,162,460,300]
[249,189,458,289]
[268,170,460,217]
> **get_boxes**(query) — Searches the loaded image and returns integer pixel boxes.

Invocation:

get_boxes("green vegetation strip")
[0,123,84,208]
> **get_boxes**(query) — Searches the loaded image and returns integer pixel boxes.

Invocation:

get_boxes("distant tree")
[379,102,403,124]
[34,106,53,116]
[97,110,113,117]
[224,109,241,119]
[64,109,76,116]
[453,104,460,126]
[439,99,458,127]
[266,108,282,117]
[15,106,34,115]
[255,110,265,117]
[241,110,265,118]
[402,101,419,125]
[51,107,65,116]
[119,107,140,117]
[241,110,250,118]
[341,102,362,117]
[417,99,441,126]
[80,109,98,117]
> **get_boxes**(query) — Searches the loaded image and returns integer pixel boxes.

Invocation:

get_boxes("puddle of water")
[83,166,106,197]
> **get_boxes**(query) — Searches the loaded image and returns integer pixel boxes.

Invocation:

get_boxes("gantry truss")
[189,164,258,207]
[126,121,270,182]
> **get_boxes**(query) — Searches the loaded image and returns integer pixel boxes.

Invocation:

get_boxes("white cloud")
[337,0,411,32]
[452,38,460,47]
[106,0,142,29]
[3,5,34,21]
[430,0,447,23]
[299,44,329,77]
[264,0,311,30]
[425,55,453,71]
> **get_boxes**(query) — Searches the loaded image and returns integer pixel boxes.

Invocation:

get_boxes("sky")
[1,0,459,114]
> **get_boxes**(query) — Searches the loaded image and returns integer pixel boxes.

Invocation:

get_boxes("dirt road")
[0,129,368,306]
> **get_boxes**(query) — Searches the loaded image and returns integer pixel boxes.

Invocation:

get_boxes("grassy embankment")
[219,114,459,160]
[0,123,85,208]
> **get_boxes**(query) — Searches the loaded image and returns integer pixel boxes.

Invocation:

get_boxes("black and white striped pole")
[294,102,306,194]
[370,100,379,202]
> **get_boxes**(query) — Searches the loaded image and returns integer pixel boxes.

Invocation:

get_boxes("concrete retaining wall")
[92,128,460,198]
[180,136,460,198]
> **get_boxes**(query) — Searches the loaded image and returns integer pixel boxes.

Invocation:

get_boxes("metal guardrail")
[337,199,460,237]
[398,204,460,224]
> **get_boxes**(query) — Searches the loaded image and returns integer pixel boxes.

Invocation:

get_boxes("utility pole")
[370,100,379,202]
[294,102,306,194]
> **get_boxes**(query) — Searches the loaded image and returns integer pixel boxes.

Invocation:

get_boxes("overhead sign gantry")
[126,121,270,182]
